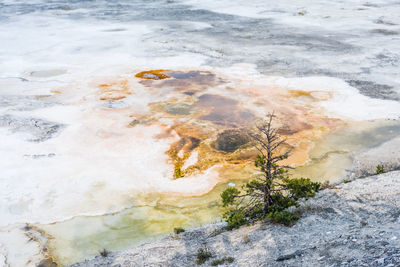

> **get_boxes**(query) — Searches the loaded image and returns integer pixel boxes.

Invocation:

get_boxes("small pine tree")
[221,113,320,229]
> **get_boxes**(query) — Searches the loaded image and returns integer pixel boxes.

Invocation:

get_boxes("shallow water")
[41,182,229,265]
[197,94,256,127]
[293,120,400,183]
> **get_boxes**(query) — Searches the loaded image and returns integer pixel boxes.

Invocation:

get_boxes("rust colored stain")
[135,70,171,80]
[166,133,202,179]
[287,90,331,101]
[98,80,131,101]
[289,90,312,97]
[99,94,127,101]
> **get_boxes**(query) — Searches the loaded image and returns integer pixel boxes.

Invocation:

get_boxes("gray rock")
[0,114,64,142]
[276,249,306,261]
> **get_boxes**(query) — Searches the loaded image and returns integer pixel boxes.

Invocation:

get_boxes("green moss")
[174,157,184,178]
[268,210,300,226]
[376,164,385,174]
[196,247,212,265]
[225,256,234,263]
[173,227,185,234]
[167,150,185,179]
[211,257,235,266]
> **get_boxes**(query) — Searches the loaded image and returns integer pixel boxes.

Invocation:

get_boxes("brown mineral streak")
[24,225,60,267]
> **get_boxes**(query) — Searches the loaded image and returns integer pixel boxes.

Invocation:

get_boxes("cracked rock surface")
[0,114,63,142]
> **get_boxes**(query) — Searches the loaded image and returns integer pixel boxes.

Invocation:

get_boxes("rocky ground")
[73,170,400,267]
[349,136,400,179]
